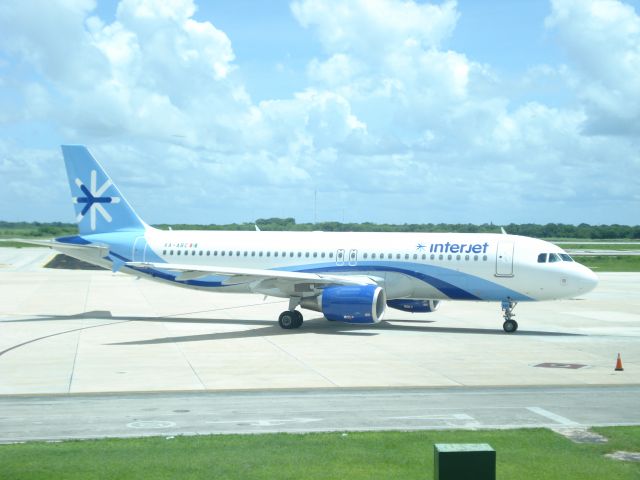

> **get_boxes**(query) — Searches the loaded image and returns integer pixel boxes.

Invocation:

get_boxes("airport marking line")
[127,421,176,429]
[526,407,579,426]
[206,418,322,427]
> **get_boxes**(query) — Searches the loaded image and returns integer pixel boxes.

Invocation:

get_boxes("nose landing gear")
[501,299,518,333]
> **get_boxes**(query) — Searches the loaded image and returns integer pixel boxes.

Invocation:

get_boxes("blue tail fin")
[61,145,146,235]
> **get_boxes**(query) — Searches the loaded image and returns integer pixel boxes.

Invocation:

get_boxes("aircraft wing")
[126,261,380,294]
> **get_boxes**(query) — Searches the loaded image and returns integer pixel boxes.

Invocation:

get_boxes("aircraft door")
[348,249,358,266]
[496,242,514,277]
[336,249,345,266]
[133,236,147,262]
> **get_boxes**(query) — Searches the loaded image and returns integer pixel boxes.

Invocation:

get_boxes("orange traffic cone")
[615,353,624,371]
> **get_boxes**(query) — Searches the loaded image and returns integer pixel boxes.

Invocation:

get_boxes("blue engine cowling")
[299,285,387,324]
[322,285,386,323]
[386,299,440,313]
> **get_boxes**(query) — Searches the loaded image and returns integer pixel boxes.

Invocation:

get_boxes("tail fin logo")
[72,170,121,231]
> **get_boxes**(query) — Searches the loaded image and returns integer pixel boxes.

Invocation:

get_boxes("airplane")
[18,145,598,333]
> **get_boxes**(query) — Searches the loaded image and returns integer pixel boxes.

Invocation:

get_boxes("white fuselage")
[78,229,598,303]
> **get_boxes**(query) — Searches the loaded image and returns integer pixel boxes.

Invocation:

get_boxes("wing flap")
[126,261,378,287]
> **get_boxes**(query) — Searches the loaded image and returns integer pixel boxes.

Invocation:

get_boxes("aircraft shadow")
[1,310,584,350]
[109,318,583,346]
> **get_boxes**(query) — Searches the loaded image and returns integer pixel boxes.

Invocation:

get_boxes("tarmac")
[1,248,638,395]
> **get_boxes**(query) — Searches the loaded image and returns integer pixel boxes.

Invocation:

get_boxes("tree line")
[2,219,639,239]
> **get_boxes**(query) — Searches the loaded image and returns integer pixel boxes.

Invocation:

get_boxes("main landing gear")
[278,310,303,329]
[501,299,518,333]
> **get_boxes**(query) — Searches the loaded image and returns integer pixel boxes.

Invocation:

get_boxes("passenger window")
[229,251,233,256]
[439,254,444,260]
[298,252,302,257]
[537,253,547,263]
[305,252,310,258]
[236,251,240,256]
[259,252,263,257]
[329,252,333,258]
[313,252,317,258]
[206,251,210,256]
[321,252,326,258]
[192,251,196,256]
[482,255,488,261]
[447,255,452,260]
[221,251,225,256]
[274,252,279,257]
[396,254,401,259]
[163,250,166,255]
[465,255,469,261]
[266,252,271,257]
[474,255,478,261]
[456,255,461,260]
[177,250,181,256]
[199,251,203,256]
[244,252,248,256]
[430,254,435,260]
[214,251,218,256]
[421,254,426,260]
[251,252,255,256]
[372,253,376,259]
[170,250,174,255]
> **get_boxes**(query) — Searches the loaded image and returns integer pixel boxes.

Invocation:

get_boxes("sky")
[0,0,639,226]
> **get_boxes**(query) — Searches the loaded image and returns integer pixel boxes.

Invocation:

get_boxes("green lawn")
[1,427,638,480]
[576,255,640,272]
[562,243,640,250]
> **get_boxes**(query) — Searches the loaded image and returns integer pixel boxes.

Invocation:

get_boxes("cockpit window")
[537,253,547,263]
[560,253,574,262]
[548,253,561,263]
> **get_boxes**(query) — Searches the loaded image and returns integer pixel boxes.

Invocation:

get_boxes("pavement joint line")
[133,280,208,390]
[260,336,339,387]
[2,384,640,399]
[526,406,579,426]
[0,320,131,358]
[67,275,92,392]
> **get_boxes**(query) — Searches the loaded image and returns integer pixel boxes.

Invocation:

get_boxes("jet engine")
[300,285,386,324]
[386,299,440,313]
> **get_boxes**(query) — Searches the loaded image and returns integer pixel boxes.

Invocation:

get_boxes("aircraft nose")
[577,266,598,293]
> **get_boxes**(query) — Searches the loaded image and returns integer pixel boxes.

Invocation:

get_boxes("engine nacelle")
[300,285,387,324]
[386,299,440,313]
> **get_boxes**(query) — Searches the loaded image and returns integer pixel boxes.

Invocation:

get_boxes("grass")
[0,240,47,248]
[563,243,640,250]
[0,428,639,480]
[577,255,640,272]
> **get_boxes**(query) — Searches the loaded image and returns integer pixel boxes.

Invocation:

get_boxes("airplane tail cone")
[615,353,624,372]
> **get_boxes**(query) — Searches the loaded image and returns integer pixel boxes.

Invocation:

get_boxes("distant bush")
[2,220,638,239]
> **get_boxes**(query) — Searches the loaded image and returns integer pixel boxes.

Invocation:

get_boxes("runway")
[1,248,639,442]
[1,385,639,442]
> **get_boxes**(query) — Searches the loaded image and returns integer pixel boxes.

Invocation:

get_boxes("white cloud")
[0,0,638,225]
[546,0,640,134]
[291,0,459,55]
